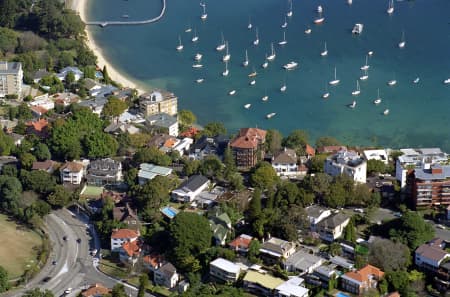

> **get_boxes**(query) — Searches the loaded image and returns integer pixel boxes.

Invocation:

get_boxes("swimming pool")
[161,206,178,219]
[336,292,351,297]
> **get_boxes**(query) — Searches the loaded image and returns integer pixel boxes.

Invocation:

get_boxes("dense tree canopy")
[250,162,279,190]
[133,147,171,166]
[102,96,128,118]
[0,175,22,213]
[369,238,411,272]
[265,129,283,154]
[282,130,308,150]
[21,289,54,297]
[0,265,8,293]
[389,211,435,250]
[0,130,14,156]
[178,110,197,126]
[135,176,175,221]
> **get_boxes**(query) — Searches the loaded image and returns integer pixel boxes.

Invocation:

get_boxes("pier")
[85,0,166,27]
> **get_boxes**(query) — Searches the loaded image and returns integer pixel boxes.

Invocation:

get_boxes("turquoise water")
[86,0,450,149]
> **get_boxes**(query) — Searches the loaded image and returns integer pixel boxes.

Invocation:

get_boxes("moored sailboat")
[329,67,340,85]
[351,80,360,96]
[176,35,183,51]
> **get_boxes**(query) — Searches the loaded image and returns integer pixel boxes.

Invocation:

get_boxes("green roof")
[243,270,285,290]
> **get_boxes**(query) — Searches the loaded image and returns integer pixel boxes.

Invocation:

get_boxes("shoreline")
[71,0,145,94]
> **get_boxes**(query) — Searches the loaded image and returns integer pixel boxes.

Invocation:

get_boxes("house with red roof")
[230,128,266,169]
[228,234,253,253]
[119,240,141,266]
[81,283,111,297]
[110,228,139,252]
[143,253,165,272]
[26,118,48,137]
[340,264,384,295]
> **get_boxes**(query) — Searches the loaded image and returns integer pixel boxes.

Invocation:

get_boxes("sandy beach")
[71,0,145,94]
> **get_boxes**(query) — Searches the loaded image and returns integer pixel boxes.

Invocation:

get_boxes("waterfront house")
[341,264,384,295]
[363,149,389,165]
[81,283,111,297]
[230,127,267,169]
[324,150,367,183]
[138,163,173,185]
[189,134,229,160]
[60,161,84,185]
[228,234,253,253]
[139,90,178,117]
[271,148,299,176]
[306,205,332,232]
[171,175,210,203]
[146,112,179,137]
[110,228,139,252]
[154,262,179,288]
[86,158,122,186]
[415,238,450,272]
[284,250,324,274]
[210,258,241,283]
[259,237,296,265]
[57,66,83,82]
[316,212,350,242]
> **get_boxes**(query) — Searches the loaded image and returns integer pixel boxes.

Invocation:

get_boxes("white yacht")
[286,0,293,17]
[278,31,287,45]
[222,61,229,76]
[349,100,356,109]
[383,109,390,115]
[262,95,269,102]
[360,55,370,71]
[329,67,340,85]
[266,112,276,119]
[229,90,236,96]
[352,23,364,34]
[216,32,226,51]
[248,68,257,77]
[413,77,420,84]
[351,80,361,96]
[360,69,369,81]
[280,82,287,92]
[398,32,406,48]
[200,3,207,20]
[320,42,328,56]
[247,16,252,30]
[262,55,269,69]
[281,16,288,29]
[304,28,312,34]
[244,103,251,109]
[387,0,394,15]
[249,79,256,85]
[222,41,231,62]
[267,43,276,61]
[387,78,397,86]
[242,50,249,67]
[348,0,353,4]
[196,78,204,83]
[314,12,325,24]
[283,61,298,70]
[194,53,202,61]
[192,29,199,42]
[444,78,450,84]
[368,51,374,56]
[185,24,192,33]
[176,35,183,51]
[373,89,382,105]
[253,28,260,46]
[192,63,203,69]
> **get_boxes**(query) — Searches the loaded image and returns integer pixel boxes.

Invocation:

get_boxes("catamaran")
[222,61,229,76]
[387,0,394,15]
[200,3,207,20]
[278,31,287,45]
[216,32,226,51]
[242,50,249,67]
[222,41,230,62]
[286,0,293,17]
[176,35,183,51]
[398,31,406,48]
[360,55,370,71]
[373,89,382,105]
[329,67,340,85]
[320,42,328,56]
[360,69,369,81]
[253,28,260,46]
[192,29,199,42]
[267,43,276,61]
[351,80,360,96]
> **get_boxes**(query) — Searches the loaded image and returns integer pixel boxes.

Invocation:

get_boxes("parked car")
[76,238,81,243]
[436,224,446,230]
[64,288,72,294]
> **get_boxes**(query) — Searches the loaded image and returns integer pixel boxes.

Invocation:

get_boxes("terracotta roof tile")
[32,160,54,171]
[305,144,315,156]
[121,240,141,257]
[143,253,165,268]
[82,284,111,297]
[60,161,83,172]
[230,128,266,149]
[111,228,139,239]
[26,118,48,132]
[344,264,384,283]
[30,106,48,115]
[229,234,253,250]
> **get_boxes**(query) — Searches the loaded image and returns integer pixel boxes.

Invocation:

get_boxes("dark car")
[42,276,51,283]
[52,260,57,265]
[76,238,81,243]
[62,236,67,241]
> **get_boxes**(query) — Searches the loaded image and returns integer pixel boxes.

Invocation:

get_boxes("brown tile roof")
[32,160,54,171]
[344,264,384,283]
[111,228,139,239]
[122,240,141,257]
[143,253,165,269]
[305,144,315,157]
[272,148,297,164]
[180,127,199,138]
[229,234,253,250]
[26,118,48,132]
[30,106,48,115]
[82,284,111,297]
[416,239,450,262]
[164,138,177,148]
[60,161,83,172]
[230,128,266,149]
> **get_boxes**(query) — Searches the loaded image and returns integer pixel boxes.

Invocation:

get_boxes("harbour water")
[86,0,450,149]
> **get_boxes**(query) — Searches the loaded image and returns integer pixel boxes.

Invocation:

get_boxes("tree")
[265,129,283,154]
[367,159,387,175]
[0,176,22,213]
[103,65,111,84]
[309,155,327,173]
[315,136,341,148]
[111,284,127,297]
[247,240,261,263]
[0,0,17,28]
[369,238,411,272]
[202,122,226,137]
[389,211,435,250]
[282,130,308,150]
[33,143,51,161]
[133,147,171,166]
[83,130,118,158]
[250,162,279,190]
[1,164,18,177]
[65,71,75,85]
[0,130,14,156]
[102,96,128,118]
[137,273,149,297]
[0,27,18,54]
[178,110,197,126]
[20,170,56,195]
[247,188,262,222]
[21,289,54,297]
[169,212,212,271]
[228,173,244,191]
[0,265,9,293]
[385,270,410,295]
[199,156,223,179]
[344,218,356,242]
[136,176,175,221]
[323,182,346,208]
[47,185,72,208]
[19,153,36,170]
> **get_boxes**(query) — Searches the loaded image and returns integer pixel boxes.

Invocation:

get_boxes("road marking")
[55,261,69,278]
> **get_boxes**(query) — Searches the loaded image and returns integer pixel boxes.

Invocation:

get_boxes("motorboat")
[383,109,390,115]
[242,50,249,67]
[267,43,276,61]
[266,112,276,119]
[368,51,374,56]
[352,23,364,34]
[351,80,361,96]
[444,78,450,84]
[194,53,202,61]
[192,64,203,68]
[373,89,382,104]
[283,61,298,70]
[196,78,204,83]
[244,104,251,109]
[314,12,325,24]
[249,79,256,85]
[280,83,287,92]
[304,28,312,34]
[248,68,257,77]
[229,90,236,96]
[216,32,226,51]
[176,36,183,51]
[329,67,340,85]
[387,79,397,86]
[322,84,329,99]
[262,95,269,101]
[413,77,420,84]
[222,41,231,62]
[253,28,260,46]
[278,31,287,45]
[320,42,328,56]
[348,0,353,4]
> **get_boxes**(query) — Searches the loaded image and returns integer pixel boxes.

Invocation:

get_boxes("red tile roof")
[82,284,111,297]
[230,128,266,149]
[121,240,141,257]
[180,127,199,138]
[30,106,48,115]
[229,234,253,250]
[305,144,315,157]
[111,228,139,239]
[32,160,54,171]
[344,264,384,283]
[26,118,48,132]
[143,253,165,269]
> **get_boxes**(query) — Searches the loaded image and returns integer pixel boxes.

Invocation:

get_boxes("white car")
[436,224,446,230]
[64,288,72,294]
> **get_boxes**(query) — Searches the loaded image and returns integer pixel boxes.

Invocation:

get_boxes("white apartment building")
[110,229,139,252]
[0,62,23,98]
[324,150,367,183]
[210,258,241,283]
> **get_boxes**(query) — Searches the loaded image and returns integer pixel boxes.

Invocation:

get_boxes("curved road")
[3,209,143,297]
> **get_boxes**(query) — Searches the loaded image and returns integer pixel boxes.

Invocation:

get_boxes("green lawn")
[0,214,42,279]
[81,185,104,197]
[98,258,129,279]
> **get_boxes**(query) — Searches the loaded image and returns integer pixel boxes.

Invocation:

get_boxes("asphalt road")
[3,209,143,297]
